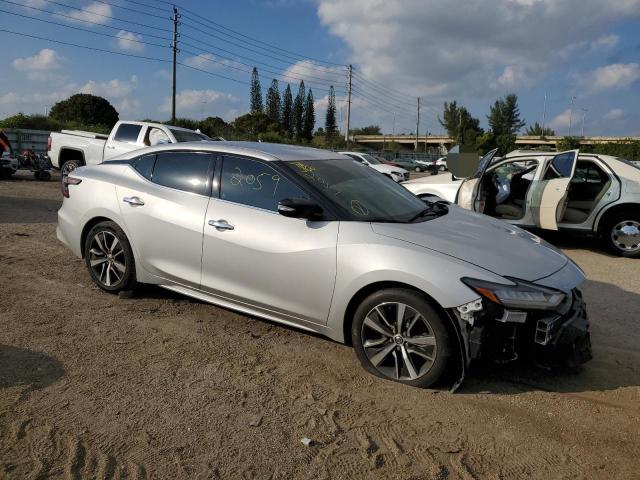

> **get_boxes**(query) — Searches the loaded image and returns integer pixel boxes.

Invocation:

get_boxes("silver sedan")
[58,142,591,388]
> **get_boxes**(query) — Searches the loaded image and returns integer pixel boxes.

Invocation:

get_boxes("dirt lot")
[1,171,639,479]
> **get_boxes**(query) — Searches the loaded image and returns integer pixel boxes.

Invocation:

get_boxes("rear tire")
[351,288,453,388]
[60,159,82,178]
[84,221,137,292]
[601,210,640,258]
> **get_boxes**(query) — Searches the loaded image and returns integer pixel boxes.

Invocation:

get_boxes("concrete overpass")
[351,134,640,152]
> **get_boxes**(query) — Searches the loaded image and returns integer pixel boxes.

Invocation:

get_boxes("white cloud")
[281,60,344,89]
[68,1,112,24]
[160,89,241,121]
[13,49,61,73]
[580,63,640,92]
[590,34,620,50]
[604,108,624,121]
[24,0,47,8]
[78,76,139,99]
[115,31,144,53]
[183,53,245,71]
[316,0,640,103]
[114,98,143,116]
[549,109,573,130]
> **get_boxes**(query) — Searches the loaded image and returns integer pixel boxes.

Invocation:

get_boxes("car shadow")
[0,345,65,399]
[529,228,617,258]
[459,279,640,394]
[0,196,61,224]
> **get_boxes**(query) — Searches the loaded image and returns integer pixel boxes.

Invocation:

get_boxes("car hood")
[372,164,407,174]
[371,205,568,282]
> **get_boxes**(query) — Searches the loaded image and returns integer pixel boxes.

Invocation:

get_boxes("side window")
[544,152,575,180]
[152,152,213,195]
[133,154,155,180]
[220,156,308,211]
[113,123,142,143]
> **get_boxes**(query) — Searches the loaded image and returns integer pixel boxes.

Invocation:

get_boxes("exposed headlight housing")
[461,277,565,310]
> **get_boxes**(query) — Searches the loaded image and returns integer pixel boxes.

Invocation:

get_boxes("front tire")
[351,289,453,388]
[602,211,640,258]
[84,221,137,292]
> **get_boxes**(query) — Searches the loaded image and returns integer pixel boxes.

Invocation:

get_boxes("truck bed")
[60,130,109,140]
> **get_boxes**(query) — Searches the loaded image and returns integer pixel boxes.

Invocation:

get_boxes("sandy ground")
[1,171,639,479]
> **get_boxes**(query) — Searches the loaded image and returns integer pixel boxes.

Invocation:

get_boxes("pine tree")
[265,79,281,126]
[325,86,337,142]
[488,94,525,135]
[281,84,293,137]
[292,80,305,140]
[303,89,315,141]
[250,67,263,114]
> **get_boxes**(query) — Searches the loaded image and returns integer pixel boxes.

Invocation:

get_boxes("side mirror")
[277,198,323,220]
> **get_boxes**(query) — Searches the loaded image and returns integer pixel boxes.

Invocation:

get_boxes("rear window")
[169,129,209,142]
[114,123,142,143]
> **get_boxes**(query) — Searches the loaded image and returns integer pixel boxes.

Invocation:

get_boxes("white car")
[48,121,214,176]
[402,149,640,257]
[339,151,409,182]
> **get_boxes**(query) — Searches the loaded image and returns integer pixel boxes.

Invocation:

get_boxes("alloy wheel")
[61,161,78,177]
[88,230,127,287]
[361,302,437,381]
[611,220,640,253]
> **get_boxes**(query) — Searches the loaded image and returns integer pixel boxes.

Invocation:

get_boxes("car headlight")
[461,277,565,310]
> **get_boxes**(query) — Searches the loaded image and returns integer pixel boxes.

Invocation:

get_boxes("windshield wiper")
[408,202,448,223]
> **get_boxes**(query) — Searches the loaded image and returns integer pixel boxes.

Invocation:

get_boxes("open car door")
[455,148,499,212]
[529,150,579,230]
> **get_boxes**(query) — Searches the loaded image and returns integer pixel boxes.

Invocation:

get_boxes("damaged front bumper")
[447,287,592,391]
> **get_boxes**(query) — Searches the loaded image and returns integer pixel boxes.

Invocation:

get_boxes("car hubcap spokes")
[89,231,125,286]
[62,163,76,176]
[362,302,437,381]
[611,220,640,252]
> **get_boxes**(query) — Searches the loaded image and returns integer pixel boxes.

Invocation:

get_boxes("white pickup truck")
[48,120,216,175]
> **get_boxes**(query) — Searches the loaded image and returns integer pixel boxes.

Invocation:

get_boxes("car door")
[200,155,339,325]
[105,123,143,160]
[116,151,215,287]
[455,148,499,211]
[529,150,579,230]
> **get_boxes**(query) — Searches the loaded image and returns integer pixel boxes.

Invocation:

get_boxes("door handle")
[123,196,145,207]
[106,145,115,149]
[208,219,234,231]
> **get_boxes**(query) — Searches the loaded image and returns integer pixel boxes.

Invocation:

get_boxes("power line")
[0,0,172,41]
[180,45,346,91]
[138,0,344,67]
[180,21,346,78]
[0,8,170,49]
[91,0,169,21]
[0,28,172,62]
[32,0,172,33]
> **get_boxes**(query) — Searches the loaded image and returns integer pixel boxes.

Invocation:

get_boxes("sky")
[0,0,639,136]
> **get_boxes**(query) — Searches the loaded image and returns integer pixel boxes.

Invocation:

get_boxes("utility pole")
[171,6,179,124]
[581,108,587,137]
[415,97,420,151]
[344,64,352,145]
[392,112,396,136]
[541,92,548,136]
[568,95,576,136]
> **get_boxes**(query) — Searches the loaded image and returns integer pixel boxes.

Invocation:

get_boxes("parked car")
[390,158,430,172]
[48,120,217,176]
[402,149,640,257]
[58,142,591,389]
[339,151,409,182]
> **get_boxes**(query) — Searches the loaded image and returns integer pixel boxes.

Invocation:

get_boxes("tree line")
[438,93,557,155]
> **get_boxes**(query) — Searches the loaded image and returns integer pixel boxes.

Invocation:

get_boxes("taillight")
[47,136,52,151]
[62,175,82,198]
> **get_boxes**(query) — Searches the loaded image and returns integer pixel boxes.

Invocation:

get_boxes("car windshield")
[361,154,382,165]
[169,129,209,142]
[285,159,442,223]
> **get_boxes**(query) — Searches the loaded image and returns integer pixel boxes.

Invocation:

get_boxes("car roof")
[117,141,348,162]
